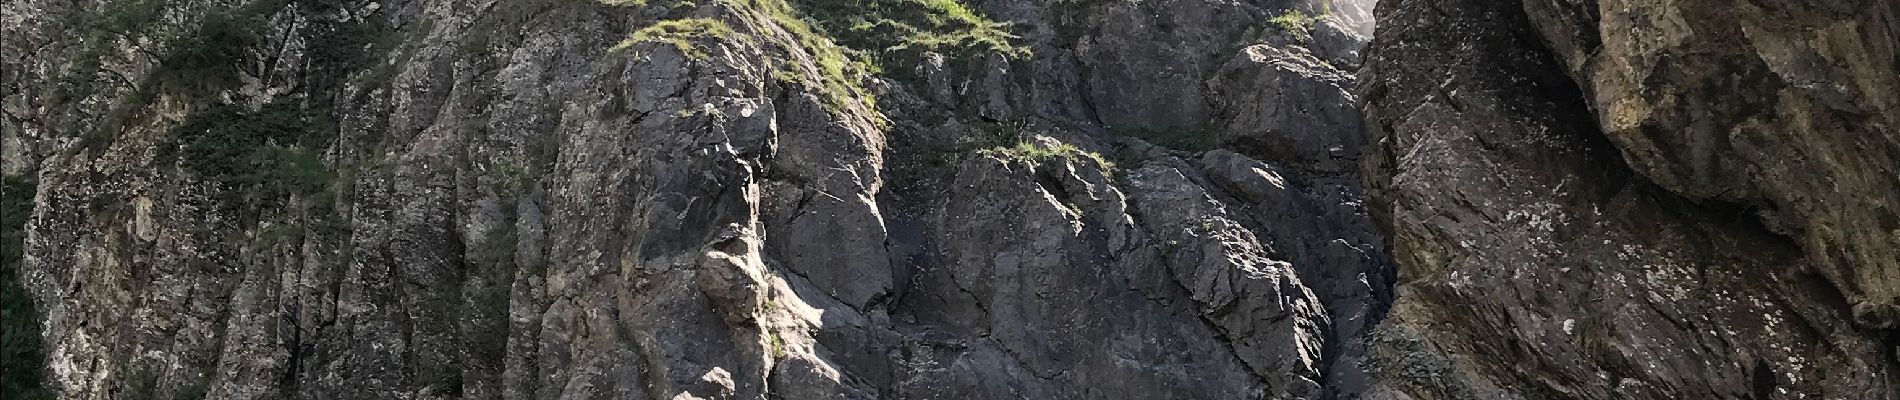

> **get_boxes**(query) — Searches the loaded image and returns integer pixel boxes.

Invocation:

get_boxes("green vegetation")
[467,224,520,335]
[705,0,1026,124]
[974,119,1031,149]
[980,140,1115,170]
[601,0,874,115]
[800,0,1028,59]
[781,0,1027,122]
[170,102,336,201]
[743,0,885,123]
[614,18,739,60]
[61,0,387,159]
[414,360,463,398]
[471,224,519,270]
[88,0,167,35]
[768,331,788,358]
[55,0,175,153]
[1269,9,1320,40]
[605,0,1025,125]
[2,179,51,400]
[300,2,399,88]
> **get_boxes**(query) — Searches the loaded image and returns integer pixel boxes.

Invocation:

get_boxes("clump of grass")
[613,18,739,60]
[1116,127,1218,153]
[169,101,337,204]
[880,0,1028,58]
[1269,10,1320,40]
[980,140,1116,170]
[801,0,1028,59]
[767,331,787,358]
[742,0,885,126]
[675,0,1030,129]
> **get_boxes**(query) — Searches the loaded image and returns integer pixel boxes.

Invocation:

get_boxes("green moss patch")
[796,0,1028,59]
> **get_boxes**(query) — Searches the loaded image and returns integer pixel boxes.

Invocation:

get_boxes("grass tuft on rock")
[740,0,886,125]
[614,18,740,60]
[981,140,1116,171]
[798,0,1028,59]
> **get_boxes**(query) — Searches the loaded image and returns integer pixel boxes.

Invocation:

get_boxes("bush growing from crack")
[735,0,889,127]
[169,101,337,215]
[1270,9,1320,40]
[768,331,788,358]
[154,0,284,96]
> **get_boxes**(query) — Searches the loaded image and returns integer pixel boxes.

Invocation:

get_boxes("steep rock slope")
[1359,0,1899,398]
[3,0,1389,398]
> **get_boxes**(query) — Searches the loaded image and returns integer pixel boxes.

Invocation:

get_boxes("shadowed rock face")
[1359,0,1899,398]
[4,0,1390,398]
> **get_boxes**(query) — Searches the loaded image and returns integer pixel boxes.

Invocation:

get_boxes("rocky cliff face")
[1,0,1892,399]
[3,0,1390,398]
[1359,0,1899,398]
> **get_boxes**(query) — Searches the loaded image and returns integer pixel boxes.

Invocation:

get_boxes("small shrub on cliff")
[743,0,885,122]
[171,102,336,204]
[768,331,788,358]
[1269,10,1319,40]
[798,0,1028,59]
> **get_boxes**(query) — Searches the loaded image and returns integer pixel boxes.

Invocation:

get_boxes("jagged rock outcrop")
[3,0,1390,399]
[1359,0,1900,398]
[1526,0,1900,330]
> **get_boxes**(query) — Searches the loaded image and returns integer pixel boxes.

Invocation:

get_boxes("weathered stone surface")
[6,0,1392,399]
[38,0,1891,398]
[1525,0,1900,329]
[1360,0,1900,398]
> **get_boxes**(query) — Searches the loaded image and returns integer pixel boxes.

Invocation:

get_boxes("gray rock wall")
[5,0,1888,399]
[4,0,1389,398]
[1359,0,1900,398]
